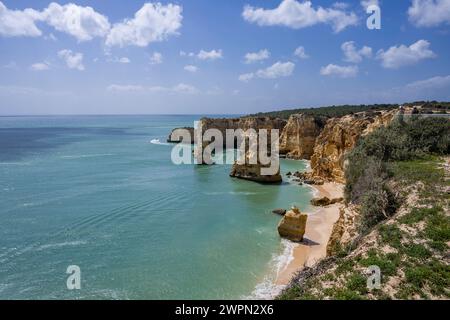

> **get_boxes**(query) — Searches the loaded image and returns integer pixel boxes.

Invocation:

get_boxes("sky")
[0,0,450,115]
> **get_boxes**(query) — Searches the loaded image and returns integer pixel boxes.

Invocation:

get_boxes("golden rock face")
[310,110,397,183]
[279,114,325,160]
[277,208,308,242]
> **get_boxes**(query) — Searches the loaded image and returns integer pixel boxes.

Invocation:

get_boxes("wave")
[150,139,171,146]
[36,240,88,251]
[246,239,296,300]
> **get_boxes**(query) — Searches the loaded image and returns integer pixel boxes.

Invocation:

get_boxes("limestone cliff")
[310,110,397,183]
[279,114,326,160]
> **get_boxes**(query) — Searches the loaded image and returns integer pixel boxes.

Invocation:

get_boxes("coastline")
[275,181,344,286]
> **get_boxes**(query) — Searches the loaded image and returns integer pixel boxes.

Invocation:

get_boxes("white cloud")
[184,65,198,73]
[0,1,42,37]
[149,52,163,65]
[240,61,295,82]
[40,2,110,41]
[58,49,85,71]
[239,73,255,82]
[256,61,295,79]
[107,84,144,92]
[106,3,182,47]
[244,49,270,64]
[320,64,358,78]
[107,83,198,94]
[118,57,130,64]
[405,75,450,90]
[242,0,359,33]
[361,0,379,10]
[197,49,223,60]
[408,0,450,27]
[172,83,198,94]
[333,2,350,10]
[376,40,436,69]
[341,41,372,63]
[0,1,109,41]
[30,62,50,71]
[294,46,309,59]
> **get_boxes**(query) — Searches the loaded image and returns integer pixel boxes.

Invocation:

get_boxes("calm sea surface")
[0,115,311,299]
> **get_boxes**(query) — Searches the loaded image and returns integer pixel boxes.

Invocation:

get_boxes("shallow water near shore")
[0,115,311,299]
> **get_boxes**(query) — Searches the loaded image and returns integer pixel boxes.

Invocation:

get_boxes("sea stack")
[277,207,308,242]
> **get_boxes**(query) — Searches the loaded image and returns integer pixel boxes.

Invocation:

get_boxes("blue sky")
[0,0,449,115]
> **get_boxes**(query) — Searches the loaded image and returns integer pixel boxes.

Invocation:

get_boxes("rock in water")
[272,208,287,215]
[230,163,282,183]
[277,207,308,241]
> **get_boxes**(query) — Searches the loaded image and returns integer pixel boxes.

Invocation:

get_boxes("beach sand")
[275,182,344,285]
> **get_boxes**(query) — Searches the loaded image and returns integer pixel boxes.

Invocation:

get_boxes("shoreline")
[274,181,344,286]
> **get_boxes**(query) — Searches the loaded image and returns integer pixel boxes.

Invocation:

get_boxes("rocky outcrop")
[199,116,287,147]
[277,207,308,241]
[196,117,286,182]
[310,196,343,207]
[272,208,287,215]
[229,146,282,183]
[167,127,195,144]
[326,205,359,256]
[279,114,326,159]
[310,110,397,183]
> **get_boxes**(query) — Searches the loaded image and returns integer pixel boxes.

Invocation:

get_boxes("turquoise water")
[0,115,311,299]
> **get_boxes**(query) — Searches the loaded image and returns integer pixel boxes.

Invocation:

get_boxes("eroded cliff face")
[310,110,397,183]
[199,116,287,142]
[279,114,326,160]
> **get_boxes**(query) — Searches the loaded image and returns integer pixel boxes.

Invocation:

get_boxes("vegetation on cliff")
[345,116,450,231]
[247,104,399,119]
[279,116,450,300]
[247,101,450,120]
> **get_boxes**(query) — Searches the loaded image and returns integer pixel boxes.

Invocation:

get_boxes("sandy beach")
[275,182,344,285]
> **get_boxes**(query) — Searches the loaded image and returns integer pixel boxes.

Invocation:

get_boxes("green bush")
[345,116,450,230]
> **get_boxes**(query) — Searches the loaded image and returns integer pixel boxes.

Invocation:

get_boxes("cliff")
[279,114,326,160]
[310,110,397,183]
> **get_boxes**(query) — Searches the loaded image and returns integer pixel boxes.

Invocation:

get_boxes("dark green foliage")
[378,224,403,249]
[404,260,450,296]
[401,243,432,260]
[246,104,399,119]
[399,207,441,225]
[345,116,450,230]
[359,249,401,277]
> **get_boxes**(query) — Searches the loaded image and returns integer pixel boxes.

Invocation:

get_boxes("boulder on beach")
[310,196,344,207]
[277,207,308,242]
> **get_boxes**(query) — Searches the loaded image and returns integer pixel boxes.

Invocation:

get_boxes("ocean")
[0,115,312,299]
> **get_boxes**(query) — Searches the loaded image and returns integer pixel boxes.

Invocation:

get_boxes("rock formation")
[167,127,195,144]
[326,205,359,256]
[272,208,287,215]
[310,110,397,183]
[279,114,326,159]
[277,207,308,241]
[310,196,343,207]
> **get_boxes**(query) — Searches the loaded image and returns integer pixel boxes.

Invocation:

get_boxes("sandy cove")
[275,182,344,285]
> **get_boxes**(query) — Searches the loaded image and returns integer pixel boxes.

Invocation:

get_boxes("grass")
[404,260,450,297]
[279,156,449,300]
[359,249,401,277]
[378,224,403,249]
[398,207,441,225]
[401,243,432,260]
